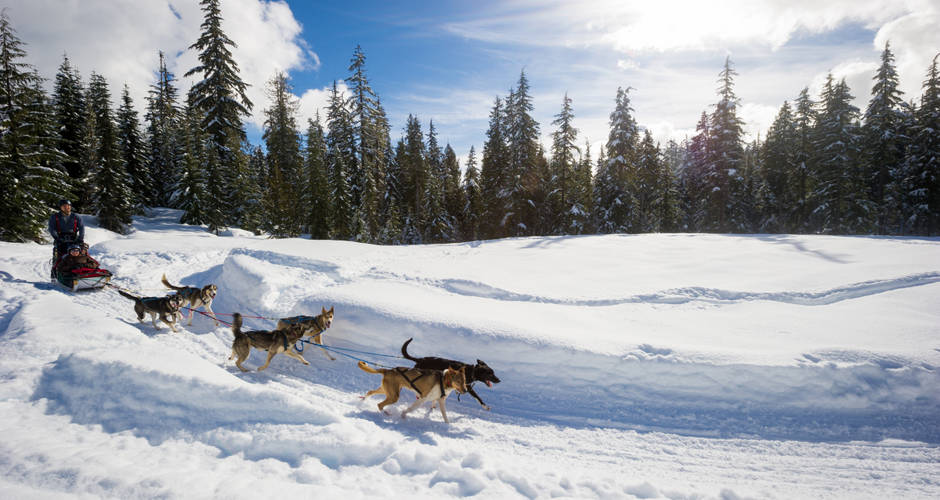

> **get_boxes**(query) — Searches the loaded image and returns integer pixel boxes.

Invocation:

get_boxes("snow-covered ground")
[1,208,938,499]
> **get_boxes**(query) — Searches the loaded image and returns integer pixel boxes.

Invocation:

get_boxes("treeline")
[2,2,939,245]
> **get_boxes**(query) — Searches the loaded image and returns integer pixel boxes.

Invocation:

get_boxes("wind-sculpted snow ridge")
[426,272,940,306]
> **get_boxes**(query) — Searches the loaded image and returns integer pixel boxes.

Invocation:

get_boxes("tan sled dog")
[276,307,335,360]
[229,313,307,372]
[358,361,467,423]
[161,273,219,326]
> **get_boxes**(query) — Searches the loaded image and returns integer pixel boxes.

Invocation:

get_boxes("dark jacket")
[49,212,84,243]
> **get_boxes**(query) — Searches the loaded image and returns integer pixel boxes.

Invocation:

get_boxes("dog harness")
[395,368,446,397]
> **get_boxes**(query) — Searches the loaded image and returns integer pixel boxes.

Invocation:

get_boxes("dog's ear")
[329,306,334,313]
[321,306,326,314]
[477,359,487,366]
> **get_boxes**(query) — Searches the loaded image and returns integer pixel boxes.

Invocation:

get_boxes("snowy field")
[0,208,938,499]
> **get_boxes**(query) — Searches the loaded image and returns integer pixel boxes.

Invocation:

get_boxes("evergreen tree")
[594,87,639,233]
[863,41,908,233]
[185,0,253,230]
[86,73,133,233]
[811,75,871,233]
[480,97,510,239]
[681,112,711,231]
[178,102,208,226]
[903,55,940,235]
[504,71,541,235]
[262,72,304,237]
[304,115,331,239]
[346,46,390,239]
[549,92,580,234]
[235,144,265,234]
[462,145,482,240]
[52,54,87,209]
[568,139,594,234]
[759,101,797,232]
[0,11,70,242]
[634,130,664,232]
[658,140,681,233]
[145,51,183,207]
[422,121,450,242]
[791,88,816,232]
[326,81,356,239]
[116,84,148,211]
[442,144,464,235]
[707,57,745,232]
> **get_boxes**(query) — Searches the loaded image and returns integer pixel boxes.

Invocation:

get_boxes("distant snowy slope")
[1,208,938,499]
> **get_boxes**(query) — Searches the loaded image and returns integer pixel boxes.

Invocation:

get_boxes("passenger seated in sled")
[56,244,99,279]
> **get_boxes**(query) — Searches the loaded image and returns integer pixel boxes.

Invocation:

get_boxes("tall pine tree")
[86,73,133,233]
[116,84,147,211]
[185,0,252,231]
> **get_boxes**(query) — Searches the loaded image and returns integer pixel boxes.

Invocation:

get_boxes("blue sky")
[8,0,940,166]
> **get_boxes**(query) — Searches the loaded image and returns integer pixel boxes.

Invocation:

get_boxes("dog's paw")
[483,405,491,411]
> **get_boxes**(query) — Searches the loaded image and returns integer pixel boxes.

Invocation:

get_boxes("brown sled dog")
[117,289,184,332]
[276,306,335,360]
[358,361,467,424]
[161,273,219,326]
[229,313,308,372]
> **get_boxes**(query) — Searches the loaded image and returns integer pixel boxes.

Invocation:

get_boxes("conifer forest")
[1,2,938,244]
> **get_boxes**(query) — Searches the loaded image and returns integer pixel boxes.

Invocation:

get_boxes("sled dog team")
[119,274,500,424]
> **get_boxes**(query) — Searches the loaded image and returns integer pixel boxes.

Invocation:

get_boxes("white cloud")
[296,80,348,129]
[444,0,922,54]
[7,0,315,131]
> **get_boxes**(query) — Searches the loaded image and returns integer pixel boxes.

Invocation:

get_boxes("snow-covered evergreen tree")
[234,144,265,234]
[52,54,87,209]
[85,73,133,233]
[811,75,871,233]
[398,114,428,243]
[902,55,940,235]
[760,101,797,232]
[145,51,183,208]
[634,130,664,232]
[262,72,304,237]
[185,0,253,231]
[707,57,746,232]
[116,85,148,211]
[462,145,482,240]
[549,92,580,234]
[304,114,331,239]
[326,81,356,239]
[442,144,464,235]
[863,42,908,233]
[594,86,639,234]
[346,46,390,240]
[504,71,541,236]
[0,11,71,242]
[680,112,710,231]
[568,139,594,234]
[480,96,509,239]
[178,102,208,226]
[790,88,816,232]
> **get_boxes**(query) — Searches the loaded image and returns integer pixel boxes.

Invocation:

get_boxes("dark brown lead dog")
[401,338,501,411]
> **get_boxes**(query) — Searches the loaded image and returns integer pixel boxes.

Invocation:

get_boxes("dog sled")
[52,243,113,291]
[55,267,113,291]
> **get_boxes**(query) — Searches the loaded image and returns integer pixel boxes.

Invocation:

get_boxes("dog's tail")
[161,273,184,291]
[357,360,383,374]
[401,338,417,361]
[117,289,140,302]
[231,313,245,339]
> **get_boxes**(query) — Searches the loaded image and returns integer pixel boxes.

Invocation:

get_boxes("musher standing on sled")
[48,199,85,278]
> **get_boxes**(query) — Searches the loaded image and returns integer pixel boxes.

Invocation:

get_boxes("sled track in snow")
[406,271,940,307]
